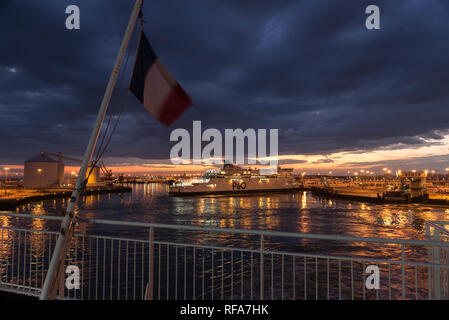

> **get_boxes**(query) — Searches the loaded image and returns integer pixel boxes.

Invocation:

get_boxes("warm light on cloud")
[277,134,449,171]
[2,134,449,176]
[96,133,449,174]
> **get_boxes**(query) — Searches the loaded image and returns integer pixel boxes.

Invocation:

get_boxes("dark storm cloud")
[1,0,449,164]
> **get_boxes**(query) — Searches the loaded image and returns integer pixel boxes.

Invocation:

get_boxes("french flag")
[130,32,192,127]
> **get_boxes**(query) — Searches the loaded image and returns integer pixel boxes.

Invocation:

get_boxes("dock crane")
[40,151,83,164]
[100,161,113,180]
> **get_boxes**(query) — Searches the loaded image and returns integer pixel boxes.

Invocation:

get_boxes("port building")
[24,151,103,189]
[24,152,64,188]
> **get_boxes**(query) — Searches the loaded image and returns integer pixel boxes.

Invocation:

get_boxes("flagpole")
[40,0,143,300]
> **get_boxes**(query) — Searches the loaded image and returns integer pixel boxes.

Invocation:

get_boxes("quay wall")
[0,186,132,211]
[310,187,449,206]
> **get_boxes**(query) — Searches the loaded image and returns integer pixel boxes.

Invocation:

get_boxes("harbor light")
[4,168,9,194]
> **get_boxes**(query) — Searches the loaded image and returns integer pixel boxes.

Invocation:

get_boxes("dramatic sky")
[1,0,449,174]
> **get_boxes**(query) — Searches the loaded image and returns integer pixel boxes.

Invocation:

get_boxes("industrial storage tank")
[24,152,64,188]
[86,165,101,185]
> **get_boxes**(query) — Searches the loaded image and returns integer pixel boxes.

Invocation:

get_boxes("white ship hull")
[169,177,301,196]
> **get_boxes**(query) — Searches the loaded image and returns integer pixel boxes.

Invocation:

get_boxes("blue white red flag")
[130,32,192,126]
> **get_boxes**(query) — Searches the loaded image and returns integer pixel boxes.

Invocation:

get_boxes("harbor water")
[1,183,448,299]
[9,182,445,239]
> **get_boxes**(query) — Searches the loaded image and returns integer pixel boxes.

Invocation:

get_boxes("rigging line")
[94,91,129,164]
[91,13,144,170]
[95,14,144,162]
[94,24,140,163]
[88,92,128,180]
[95,17,140,159]
[89,24,139,181]
[93,17,140,166]
[94,72,125,164]
[86,14,142,180]
[95,10,144,166]
[92,13,144,168]
[82,27,138,184]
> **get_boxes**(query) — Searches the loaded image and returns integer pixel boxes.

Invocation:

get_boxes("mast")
[40,0,143,300]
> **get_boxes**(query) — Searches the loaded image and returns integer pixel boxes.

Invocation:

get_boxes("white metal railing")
[1,212,449,300]
[426,220,449,299]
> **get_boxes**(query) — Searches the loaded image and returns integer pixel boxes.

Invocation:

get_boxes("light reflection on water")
[3,182,447,263]
[2,183,448,239]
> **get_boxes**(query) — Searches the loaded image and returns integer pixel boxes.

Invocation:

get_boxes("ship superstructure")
[169,164,300,196]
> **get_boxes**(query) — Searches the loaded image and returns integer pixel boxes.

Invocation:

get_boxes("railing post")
[425,223,433,299]
[401,244,405,299]
[58,260,65,299]
[0,229,3,285]
[145,227,154,300]
[260,235,264,300]
[433,230,441,300]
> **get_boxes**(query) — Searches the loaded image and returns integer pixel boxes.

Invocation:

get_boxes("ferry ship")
[169,164,301,196]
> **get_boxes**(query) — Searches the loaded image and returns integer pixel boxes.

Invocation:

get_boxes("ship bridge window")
[174,182,194,187]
